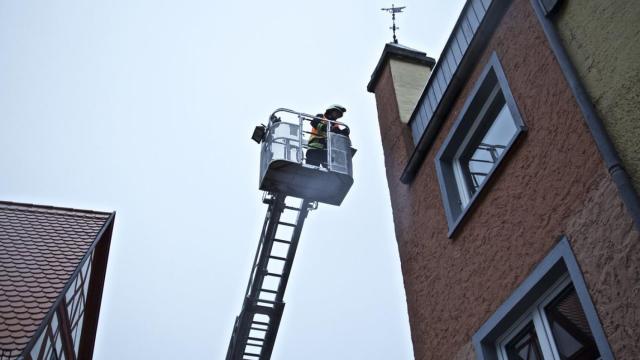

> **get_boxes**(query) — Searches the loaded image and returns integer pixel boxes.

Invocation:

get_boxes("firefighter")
[306,105,349,167]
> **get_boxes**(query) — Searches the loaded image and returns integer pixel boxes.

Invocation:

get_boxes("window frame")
[452,83,510,206]
[472,237,614,360]
[496,275,572,360]
[435,52,526,237]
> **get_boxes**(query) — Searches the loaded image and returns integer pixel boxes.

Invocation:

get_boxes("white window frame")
[495,275,576,360]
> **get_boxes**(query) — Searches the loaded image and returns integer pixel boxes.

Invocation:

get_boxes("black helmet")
[325,104,347,120]
[326,104,347,114]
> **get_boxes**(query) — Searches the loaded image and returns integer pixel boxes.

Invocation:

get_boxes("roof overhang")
[400,0,510,183]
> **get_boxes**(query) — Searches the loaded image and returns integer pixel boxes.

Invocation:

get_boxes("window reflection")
[505,323,543,360]
[498,280,604,360]
[463,104,517,192]
[454,88,519,206]
[545,286,600,360]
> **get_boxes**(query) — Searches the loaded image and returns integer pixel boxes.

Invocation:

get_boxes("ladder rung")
[273,238,291,244]
[269,255,287,261]
[277,221,296,227]
[257,299,277,304]
[266,272,282,277]
[260,289,278,294]
[252,320,270,326]
[248,336,265,342]
[250,326,268,332]
[243,353,261,357]
[284,205,300,211]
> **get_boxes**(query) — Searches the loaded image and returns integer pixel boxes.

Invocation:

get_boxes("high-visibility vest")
[308,121,328,149]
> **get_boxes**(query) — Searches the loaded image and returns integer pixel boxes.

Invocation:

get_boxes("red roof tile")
[0,201,112,355]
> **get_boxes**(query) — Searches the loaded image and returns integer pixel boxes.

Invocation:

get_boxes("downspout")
[530,0,640,231]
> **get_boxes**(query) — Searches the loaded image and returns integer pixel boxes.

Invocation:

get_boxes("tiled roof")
[0,201,112,356]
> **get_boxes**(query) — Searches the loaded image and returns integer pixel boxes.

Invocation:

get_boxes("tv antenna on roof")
[381,4,406,44]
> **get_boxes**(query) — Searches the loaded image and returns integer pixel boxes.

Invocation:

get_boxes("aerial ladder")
[226,108,355,360]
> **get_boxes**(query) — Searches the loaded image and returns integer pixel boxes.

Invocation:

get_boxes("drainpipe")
[530,0,640,231]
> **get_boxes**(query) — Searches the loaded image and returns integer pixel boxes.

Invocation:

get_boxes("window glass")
[462,102,517,194]
[505,323,544,360]
[544,286,601,360]
[453,89,519,207]
[497,279,604,360]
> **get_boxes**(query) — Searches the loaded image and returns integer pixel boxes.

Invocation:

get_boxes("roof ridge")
[0,200,112,218]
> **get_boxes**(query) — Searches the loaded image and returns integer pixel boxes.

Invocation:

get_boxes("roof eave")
[17,211,116,358]
[400,0,510,183]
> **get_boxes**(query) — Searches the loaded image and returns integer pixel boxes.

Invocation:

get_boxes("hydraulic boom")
[226,108,354,359]
[226,194,313,359]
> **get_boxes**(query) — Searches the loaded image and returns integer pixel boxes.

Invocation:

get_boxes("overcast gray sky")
[0,1,464,358]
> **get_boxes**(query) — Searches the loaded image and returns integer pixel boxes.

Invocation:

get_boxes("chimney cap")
[367,42,435,93]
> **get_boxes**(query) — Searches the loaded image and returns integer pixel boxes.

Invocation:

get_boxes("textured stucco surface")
[389,59,431,124]
[565,175,640,358]
[370,0,640,358]
[555,0,640,192]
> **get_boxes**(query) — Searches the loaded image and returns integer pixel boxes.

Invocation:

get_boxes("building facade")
[368,0,640,359]
[554,0,640,193]
[0,201,114,360]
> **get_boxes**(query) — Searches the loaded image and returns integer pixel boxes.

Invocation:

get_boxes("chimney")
[368,43,435,174]
[368,43,435,124]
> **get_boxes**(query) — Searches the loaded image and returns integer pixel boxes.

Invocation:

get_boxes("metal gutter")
[530,0,640,231]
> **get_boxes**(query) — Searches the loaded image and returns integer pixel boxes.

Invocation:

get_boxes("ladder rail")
[246,194,286,301]
[243,196,282,299]
[226,194,313,360]
[274,199,311,302]
[260,199,311,358]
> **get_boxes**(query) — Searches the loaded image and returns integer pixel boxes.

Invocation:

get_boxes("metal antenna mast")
[381,4,406,44]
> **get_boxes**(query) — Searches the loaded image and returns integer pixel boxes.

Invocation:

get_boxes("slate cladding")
[408,0,492,145]
[0,201,111,356]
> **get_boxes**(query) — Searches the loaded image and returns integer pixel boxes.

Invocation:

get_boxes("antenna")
[381,4,406,44]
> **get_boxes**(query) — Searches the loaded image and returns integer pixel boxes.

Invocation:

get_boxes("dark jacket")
[308,117,350,149]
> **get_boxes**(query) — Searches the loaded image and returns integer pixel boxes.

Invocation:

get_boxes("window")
[435,53,526,236]
[497,276,601,360]
[473,238,613,360]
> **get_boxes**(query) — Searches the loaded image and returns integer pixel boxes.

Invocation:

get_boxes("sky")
[0,1,464,358]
